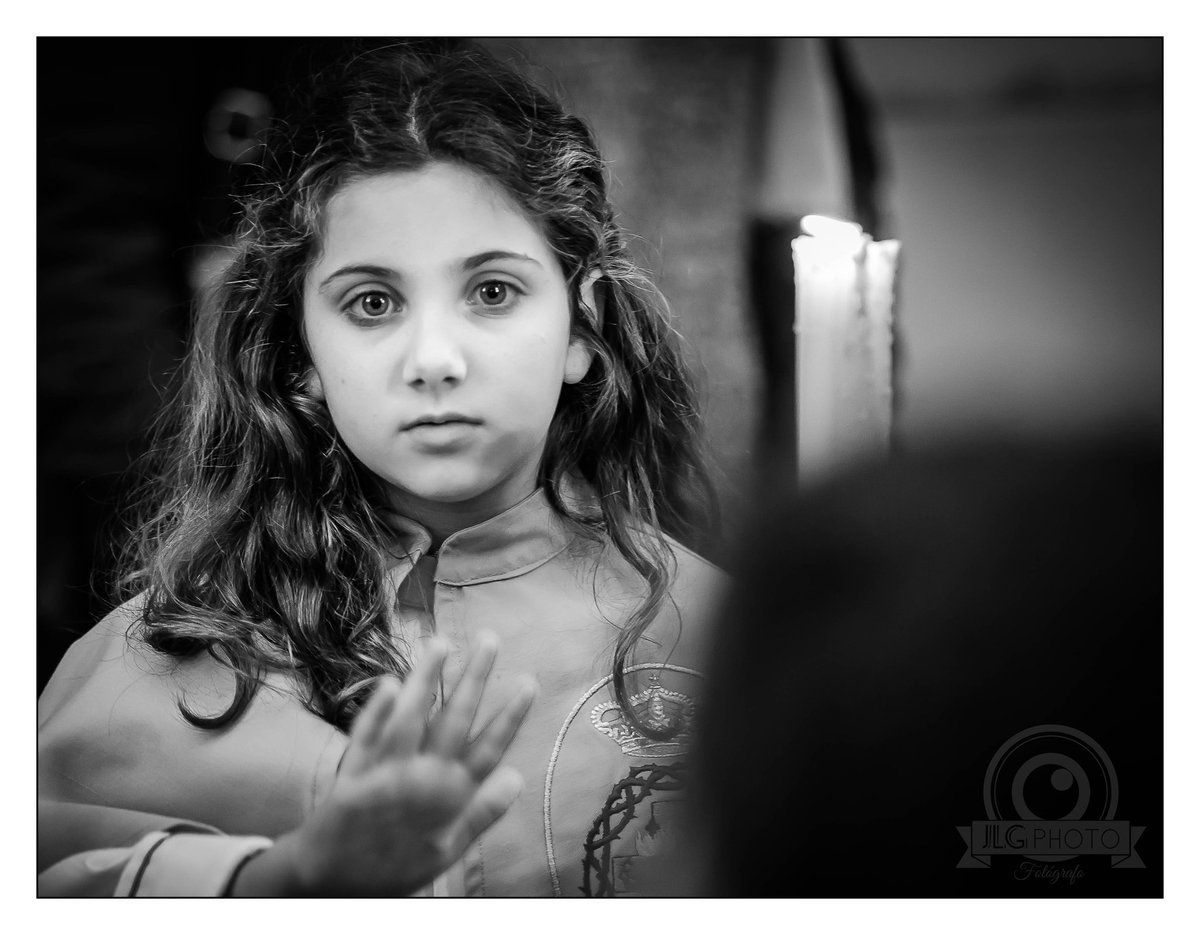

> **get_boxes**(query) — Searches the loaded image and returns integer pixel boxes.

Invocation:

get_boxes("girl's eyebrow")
[317,264,398,291]
[461,250,542,271]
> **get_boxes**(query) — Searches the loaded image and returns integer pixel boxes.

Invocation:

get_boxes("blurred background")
[36,37,1163,690]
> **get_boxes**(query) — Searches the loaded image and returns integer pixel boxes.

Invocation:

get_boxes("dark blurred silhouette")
[690,430,1162,897]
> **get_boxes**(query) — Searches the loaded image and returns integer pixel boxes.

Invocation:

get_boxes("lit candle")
[793,215,900,482]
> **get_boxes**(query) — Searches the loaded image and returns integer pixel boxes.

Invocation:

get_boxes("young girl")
[37,42,723,897]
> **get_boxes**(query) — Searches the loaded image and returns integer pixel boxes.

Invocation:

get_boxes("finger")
[426,632,498,758]
[380,638,450,757]
[353,676,401,747]
[449,766,524,855]
[341,676,401,775]
[464,676,537,780]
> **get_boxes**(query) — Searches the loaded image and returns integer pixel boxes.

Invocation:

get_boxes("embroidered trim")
[542,663,702,896]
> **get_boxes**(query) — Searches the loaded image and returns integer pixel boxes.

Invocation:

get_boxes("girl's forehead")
[315,163,552,269]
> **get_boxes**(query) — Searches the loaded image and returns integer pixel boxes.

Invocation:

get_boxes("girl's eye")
[351,292,395,318]
[475,280,512,307]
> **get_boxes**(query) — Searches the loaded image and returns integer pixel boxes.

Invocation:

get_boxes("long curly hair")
[120,41,718,734]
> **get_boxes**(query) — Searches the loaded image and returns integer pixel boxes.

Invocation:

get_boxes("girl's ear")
[304,367,325,401]
[564,269,603,385]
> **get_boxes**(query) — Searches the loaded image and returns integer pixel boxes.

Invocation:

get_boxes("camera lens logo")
[985,725,1116,831]
[958,724,1143,871]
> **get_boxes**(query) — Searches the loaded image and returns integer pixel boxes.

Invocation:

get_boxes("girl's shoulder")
[563,527,728,606]
[656,535,729,668]
[568,530,729,670]
[40,595,239,714]
[38,594,154,724]
[662,533,729,621]
[39,593,328,728]
[38,596,345,836]
[665,534,727,589]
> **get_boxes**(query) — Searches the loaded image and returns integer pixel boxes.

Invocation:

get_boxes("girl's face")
[302,162,593,523]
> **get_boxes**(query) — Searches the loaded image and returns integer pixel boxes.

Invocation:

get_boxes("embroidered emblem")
[590,672,695,758]
[544,664,703,896]
[581,763,687,897]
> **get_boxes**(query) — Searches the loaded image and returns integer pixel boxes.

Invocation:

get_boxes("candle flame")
[801,215,864,249]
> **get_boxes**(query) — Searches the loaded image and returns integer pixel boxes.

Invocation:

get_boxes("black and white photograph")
[30,26,1175,914]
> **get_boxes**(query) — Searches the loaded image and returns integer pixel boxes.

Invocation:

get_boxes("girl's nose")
[400,305,467,390]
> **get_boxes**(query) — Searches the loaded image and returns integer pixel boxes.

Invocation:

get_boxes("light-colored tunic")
[37,488,724,895]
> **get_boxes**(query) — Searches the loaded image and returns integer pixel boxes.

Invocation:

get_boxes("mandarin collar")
[381,486,575,588]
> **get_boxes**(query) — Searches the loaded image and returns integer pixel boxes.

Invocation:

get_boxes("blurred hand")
[235,633,535,896]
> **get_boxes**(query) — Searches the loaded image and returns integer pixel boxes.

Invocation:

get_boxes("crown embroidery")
[590,672,695,758]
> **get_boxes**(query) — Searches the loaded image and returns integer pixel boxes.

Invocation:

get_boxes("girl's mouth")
[402,413,482,431]
[402,416,484,450]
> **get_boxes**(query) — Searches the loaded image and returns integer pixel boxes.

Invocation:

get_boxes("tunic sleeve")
[39,824,273,897]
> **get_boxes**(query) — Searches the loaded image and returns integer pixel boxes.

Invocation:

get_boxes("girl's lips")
[403,420,483,448]
[401,414,482,431]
